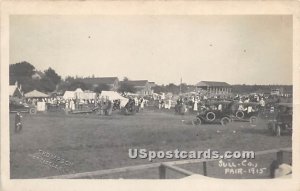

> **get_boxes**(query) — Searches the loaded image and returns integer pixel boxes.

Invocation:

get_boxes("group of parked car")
[190,100,292,136]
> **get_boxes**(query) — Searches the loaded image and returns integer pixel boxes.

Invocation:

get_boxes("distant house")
[195,81,232,95]
[122,80,153,95]
[148,82,156,88]
[80,77,119,91]
[270,88,285,96]
[9,81,23,98]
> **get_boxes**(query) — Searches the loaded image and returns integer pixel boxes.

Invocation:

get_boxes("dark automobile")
[9,98,36,114]
[267,103,292,136]
[192,101,233,126]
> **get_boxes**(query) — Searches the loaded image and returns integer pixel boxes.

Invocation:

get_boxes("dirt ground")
[9,109,292,179]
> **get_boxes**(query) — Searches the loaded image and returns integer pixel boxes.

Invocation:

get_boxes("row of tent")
[23,88,129,107]
[63,89,129,106]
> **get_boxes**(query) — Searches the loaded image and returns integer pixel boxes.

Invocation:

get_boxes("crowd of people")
[14,90,290,118]
[23,95,147,116]
[11,91,292,135]
[149,92,290,117]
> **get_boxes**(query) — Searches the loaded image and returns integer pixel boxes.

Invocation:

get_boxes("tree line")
[10,61,292,95]
[9,61,137,94]
[10,61,61,93]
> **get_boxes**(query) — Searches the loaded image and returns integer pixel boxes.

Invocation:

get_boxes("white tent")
[74,88,83,93]
[74,88,84,99]
[63,89,97,100]
[25,90,49,98]
[63,91,76,99]
[9,85,17,96]
[100,91,128,107]
[83,91,97,100]
[9,85,23,97]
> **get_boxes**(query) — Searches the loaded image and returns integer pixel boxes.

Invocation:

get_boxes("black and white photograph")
[1,1,300,191]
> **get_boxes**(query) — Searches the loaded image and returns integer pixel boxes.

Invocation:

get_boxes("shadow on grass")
[240,127,271,135]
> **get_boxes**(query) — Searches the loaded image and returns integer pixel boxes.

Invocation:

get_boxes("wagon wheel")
[206,112,216,122]
[179,105,186,115]
[29,108,37,114]
[192,118,202,126]
[221,117,231,126]
[122,108,129,115]
[249,116,258,127]
[236,111,244,119]
[267,121,273,129]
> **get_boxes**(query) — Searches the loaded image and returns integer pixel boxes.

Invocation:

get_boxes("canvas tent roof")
[63,91,76,99]
[63,90,96,100]
[100,91,127,101]
[74,88,83,93]
[100,91,128,107]
[9,85,18,96]
[25,90,49,98]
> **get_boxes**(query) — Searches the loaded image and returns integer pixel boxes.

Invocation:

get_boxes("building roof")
[196,81,230,87]
[121,80,148,87]
[148,82,156,87]
[80,77,118,85]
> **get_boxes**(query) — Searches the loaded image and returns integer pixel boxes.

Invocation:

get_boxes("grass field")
[10,109,292,179]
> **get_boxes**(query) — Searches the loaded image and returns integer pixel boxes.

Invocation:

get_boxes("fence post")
[203,162,207,176]
[276,151,283,165]
[159,165,166,179]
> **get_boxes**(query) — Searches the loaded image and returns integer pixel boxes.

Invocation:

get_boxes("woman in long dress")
[70,99,75,111]
[193,99,198,111]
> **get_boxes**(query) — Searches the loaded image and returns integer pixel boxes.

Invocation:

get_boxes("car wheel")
[29,108,37,114]
[206,112,216,121]
[236,111,244,119]
[192,118,202,126]
[221,117,231,126]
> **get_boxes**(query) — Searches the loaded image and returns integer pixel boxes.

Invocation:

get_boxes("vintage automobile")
[9,98,37,114]
[192,101,233,126]
[231,102,261,125]
[267,103,292,136]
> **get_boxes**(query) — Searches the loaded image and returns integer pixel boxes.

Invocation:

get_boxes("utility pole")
[179,77,182,95]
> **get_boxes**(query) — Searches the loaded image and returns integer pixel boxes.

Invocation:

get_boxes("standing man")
[15,112,23,133]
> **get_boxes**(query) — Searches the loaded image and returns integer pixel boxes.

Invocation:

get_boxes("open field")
[10,109,292,179]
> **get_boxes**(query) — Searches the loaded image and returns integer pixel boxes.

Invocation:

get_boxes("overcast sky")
[10,15,292,85]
